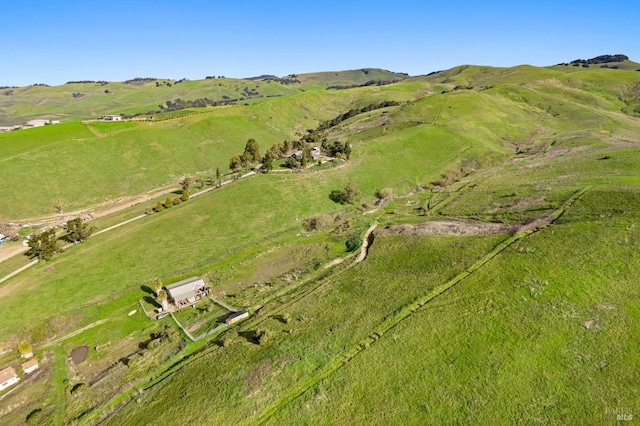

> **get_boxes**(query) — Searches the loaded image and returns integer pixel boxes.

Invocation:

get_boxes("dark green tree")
[26,229,61,261]
[165,197,173,208]
[243,138,261,164]
[216,166,221,186]
[229,155,242,172]
[64,217,95,243]
[181,189,190,201]
[262,150,274,172]
[301,146,312,167]
[180,176,193,192]
[155,202,164,212]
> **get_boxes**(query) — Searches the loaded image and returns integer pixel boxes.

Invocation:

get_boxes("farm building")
[0,367,19,391]
[101,115,122,121]
[225,310,249,325]
[21,359,39,374]
[165,277,208,308]
[24,119,58,128]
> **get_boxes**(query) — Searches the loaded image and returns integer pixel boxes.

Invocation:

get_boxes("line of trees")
[327,79,403,90]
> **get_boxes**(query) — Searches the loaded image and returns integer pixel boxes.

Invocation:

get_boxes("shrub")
[17,340,32,355]
[70,382,87,395]
[255,328,272,345]
[304,213,334,231]
[375,188,393,200]
[154,202,164,212]
[345,234,361,252]
[181,189,190,201]
[25,408,43,424]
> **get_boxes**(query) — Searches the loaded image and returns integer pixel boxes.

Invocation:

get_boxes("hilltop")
[0,59,638,425]
[0,68,408,126]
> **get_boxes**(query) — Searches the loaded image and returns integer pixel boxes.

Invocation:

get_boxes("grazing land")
[0,60,638,425]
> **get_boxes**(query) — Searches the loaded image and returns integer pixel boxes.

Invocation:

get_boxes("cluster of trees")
[229,139,262,172]
[262,76,300,85]
[65,80,108,85]
[125,77,157,85]
[154,190,190,212]
[569,54,628,65]
[328,79,402,90]
[25,218,95,261]
[205,76,226,79]
[158,96,240,111]
[321,140,351,159]
[313,101,400,133]
[72,92,84,98]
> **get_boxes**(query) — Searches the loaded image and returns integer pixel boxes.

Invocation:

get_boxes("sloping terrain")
[0,62,638,425]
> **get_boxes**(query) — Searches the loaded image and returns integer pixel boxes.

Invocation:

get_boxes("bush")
[25,408,43,424]
[70,382,87,395]
[181,189,190,201]
[345,234,362,252]
[155,202,164,212]
[329,189,348,204]
[304,213,334,231]
[17,340,32,355]
[255,328,272,345]
[164,198,173,208]
[375,188,393,200]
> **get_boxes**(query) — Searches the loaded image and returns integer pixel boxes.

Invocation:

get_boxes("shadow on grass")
[140,285,155,295]
[143,296,161,308]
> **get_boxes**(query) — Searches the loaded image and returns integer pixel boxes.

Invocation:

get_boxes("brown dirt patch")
[380,215,554,237]
[246,360,272,397]
[70,346,89,365]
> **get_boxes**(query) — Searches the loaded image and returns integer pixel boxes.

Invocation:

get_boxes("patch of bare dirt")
[71,345,89,365]
[246,360,272,397]
[379,215,554,237]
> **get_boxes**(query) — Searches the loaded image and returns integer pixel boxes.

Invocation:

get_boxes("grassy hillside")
[0,69,407,126]
[0,61,638,425]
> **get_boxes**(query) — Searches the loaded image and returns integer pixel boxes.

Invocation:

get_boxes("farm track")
[250,185,592,425]
[37,318,109,350]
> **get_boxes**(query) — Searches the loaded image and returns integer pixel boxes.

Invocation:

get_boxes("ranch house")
[0,366,19,391]
[21,358,39,374]
[101,115,122,121]
[165,277,208,308]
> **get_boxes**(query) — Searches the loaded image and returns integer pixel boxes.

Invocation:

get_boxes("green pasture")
[0,61,638,425]
[265,188,640,425]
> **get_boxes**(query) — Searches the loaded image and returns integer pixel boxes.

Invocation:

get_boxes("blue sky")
[2,0,638,86]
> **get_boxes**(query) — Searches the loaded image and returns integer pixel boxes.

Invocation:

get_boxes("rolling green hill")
[0,61,638,425]
[0,68,408,126]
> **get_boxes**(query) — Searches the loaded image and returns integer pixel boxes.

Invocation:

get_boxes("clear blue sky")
[2,0,638,86]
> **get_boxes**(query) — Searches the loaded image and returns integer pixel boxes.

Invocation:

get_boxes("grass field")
[0,62,638,425]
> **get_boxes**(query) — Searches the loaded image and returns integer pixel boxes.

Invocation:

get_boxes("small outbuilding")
[0,367,19,391]
[21,359,39,374]
[225,310,249,325]
[165,277,208,308]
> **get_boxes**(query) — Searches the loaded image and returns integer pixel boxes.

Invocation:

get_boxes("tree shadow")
[143,296,161,308]
[140,285,156,295]
[239,330,260,345]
